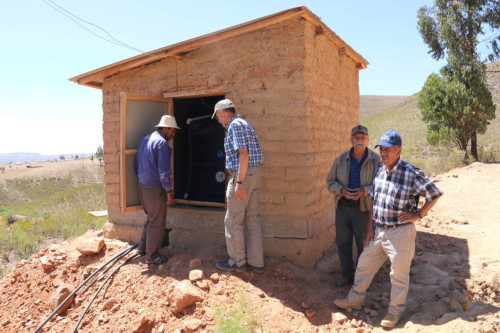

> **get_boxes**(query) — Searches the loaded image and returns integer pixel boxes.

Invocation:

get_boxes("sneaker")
[247,264,264,274]
[334,298,362,310]
[381,313,401,328]
[335,277,354,287]
[216,260,247,272]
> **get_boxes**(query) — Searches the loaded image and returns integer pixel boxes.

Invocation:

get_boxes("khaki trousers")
[348,222,416,316]
[224,166,264,268]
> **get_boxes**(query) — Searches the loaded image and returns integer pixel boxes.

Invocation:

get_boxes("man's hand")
[341,187,365,200]
[364,220,374,247]
[349,187,365,200]
[398,211,420,223]
[235,183,246,199]
[167,192,174,206]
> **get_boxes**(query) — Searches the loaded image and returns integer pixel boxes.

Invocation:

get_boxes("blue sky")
[1,0,447,154]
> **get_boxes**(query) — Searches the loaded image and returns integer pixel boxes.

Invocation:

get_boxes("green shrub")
[0,182,107,271]
[213,291,263,333]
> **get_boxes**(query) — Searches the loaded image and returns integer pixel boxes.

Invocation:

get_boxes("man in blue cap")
[334,130,443,328]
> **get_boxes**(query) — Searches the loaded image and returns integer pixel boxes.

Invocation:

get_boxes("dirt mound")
[1,163,500,332]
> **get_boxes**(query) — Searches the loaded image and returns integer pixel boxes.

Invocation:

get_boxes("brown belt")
[376,223,411,229]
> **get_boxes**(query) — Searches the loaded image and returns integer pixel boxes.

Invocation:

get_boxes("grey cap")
[212,99,234,118]
[351,125,369,136]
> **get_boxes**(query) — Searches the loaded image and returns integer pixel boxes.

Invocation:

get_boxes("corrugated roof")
[69,6,368,89]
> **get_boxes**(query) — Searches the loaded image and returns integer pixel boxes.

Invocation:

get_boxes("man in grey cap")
[334,130,443,328]
[134,115,180,265]
[212,99,264,273]
[327,125,381,287]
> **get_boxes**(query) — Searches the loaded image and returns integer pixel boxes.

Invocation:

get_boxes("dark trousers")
[335,200,370,279]
[138,183,167,262]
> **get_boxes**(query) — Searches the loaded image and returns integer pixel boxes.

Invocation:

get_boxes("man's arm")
[235,148,249,199]
[157,143,174,205]
[399,196,440,223]
[326,156,355,199]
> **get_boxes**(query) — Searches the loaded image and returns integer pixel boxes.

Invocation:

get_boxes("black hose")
[71,253,141,333]
[33,243,138,333]
[79,244,136,295]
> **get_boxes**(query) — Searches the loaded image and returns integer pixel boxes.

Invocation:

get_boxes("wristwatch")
[416,211,422,219]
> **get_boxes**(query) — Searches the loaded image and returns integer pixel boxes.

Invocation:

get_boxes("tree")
[95,146,104,166]
[417,0,499,160]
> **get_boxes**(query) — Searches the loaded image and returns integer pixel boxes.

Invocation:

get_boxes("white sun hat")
[154,115,180,129]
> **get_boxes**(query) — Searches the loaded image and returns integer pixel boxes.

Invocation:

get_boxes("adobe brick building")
[70,6,368,268]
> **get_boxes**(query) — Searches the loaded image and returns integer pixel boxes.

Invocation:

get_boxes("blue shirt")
[134,131,172,192]
[347,147,367,189]
[368,159,443,225]
[224,115,262,170]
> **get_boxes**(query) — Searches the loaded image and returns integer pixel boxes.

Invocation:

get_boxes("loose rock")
[189,258,202,270]
[209,273,220,283]
[189,270,204,282]
[167,280,204,314]
[49,283,75,314]
[305,310,316,318]
[40,256,55,270]
[75,238,105,255]
[334,312,348,324]
[181,318,204,332]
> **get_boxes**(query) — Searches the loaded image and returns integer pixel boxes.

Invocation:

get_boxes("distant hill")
[360,60,500,174]
[360,95,409,120]
[0,152,92,164]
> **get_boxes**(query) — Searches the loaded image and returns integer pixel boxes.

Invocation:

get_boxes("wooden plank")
[162,91,227,99]
[175,199,226,208]
[119,93,128,212]
[88,210,108,217]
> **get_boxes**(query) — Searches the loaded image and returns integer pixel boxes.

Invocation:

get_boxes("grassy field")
[0,162,106,277]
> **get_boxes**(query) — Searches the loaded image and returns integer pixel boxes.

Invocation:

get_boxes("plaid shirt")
[224,115,262,170]
[369,159,443,225]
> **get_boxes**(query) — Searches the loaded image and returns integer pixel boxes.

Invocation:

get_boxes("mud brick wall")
[100,17,362,267]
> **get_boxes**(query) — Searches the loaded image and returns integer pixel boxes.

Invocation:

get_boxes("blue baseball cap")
[374,130,402,148]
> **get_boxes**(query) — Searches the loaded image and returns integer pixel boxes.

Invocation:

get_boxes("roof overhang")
[69,6,369,89]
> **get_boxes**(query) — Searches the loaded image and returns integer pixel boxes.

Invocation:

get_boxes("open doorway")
[173,95,226,206]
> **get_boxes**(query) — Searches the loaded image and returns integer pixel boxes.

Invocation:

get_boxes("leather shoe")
[381,313,401,328]
[247,264,264,274]
[334,298,362,310]
[335,277,353,287]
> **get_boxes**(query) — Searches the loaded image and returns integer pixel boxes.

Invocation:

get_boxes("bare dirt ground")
[0,162,499,333]
[0,159,101,180]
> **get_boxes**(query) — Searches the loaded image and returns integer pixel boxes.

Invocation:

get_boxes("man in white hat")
[134,115,180,265]
[212,99,264,273]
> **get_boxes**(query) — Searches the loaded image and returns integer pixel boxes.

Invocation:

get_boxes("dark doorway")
[173,96,226,205]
